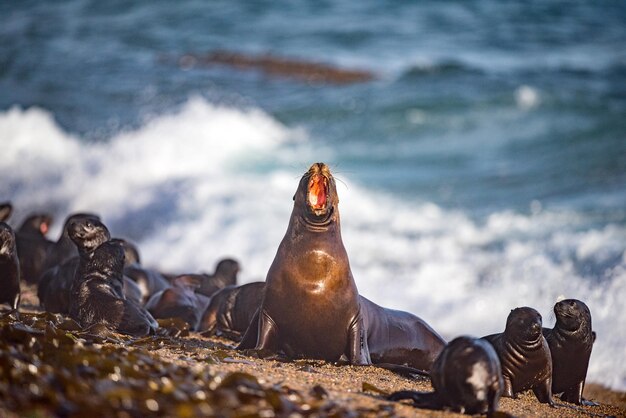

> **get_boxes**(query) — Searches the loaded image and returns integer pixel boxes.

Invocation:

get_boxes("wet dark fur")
[0,222,21,312]
[145,275,209,330]
[389,336,503,415]
[195,258,240,297]
[482,307,554,405]
[16,213,54,284]
[542,299,595,405]
[198,281,265,339]
[69,233,157,336]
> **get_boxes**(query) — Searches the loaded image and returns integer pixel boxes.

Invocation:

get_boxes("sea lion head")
[68,215,111,254]
[505,307,543,342]
[19,213,53,236]
[554,299,592,334]
[114,238,141,266]
[91,239,126,276]
[0,222,17,257]
[294,162,338,227]
[0,202,13,222]
[214,258,240,285]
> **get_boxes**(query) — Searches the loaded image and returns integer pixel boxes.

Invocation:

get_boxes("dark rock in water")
[145,274,209,330]
[0,202,12,222]
[68,221,157,337]
[198,281,265,340]
[543,299,595,405]
[388,336,503,415]
[0,222,21,312]
[175,50,376,84]
[16,213,54,284]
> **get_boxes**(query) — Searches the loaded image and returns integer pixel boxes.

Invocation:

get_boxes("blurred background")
[1,1,625,389]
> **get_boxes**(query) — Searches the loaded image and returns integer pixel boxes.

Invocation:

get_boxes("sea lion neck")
[292,163,340,232]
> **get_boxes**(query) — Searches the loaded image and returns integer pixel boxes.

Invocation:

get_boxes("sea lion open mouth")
[308,174,328,211]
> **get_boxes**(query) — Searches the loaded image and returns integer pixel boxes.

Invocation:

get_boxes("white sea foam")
[1,100,625,390]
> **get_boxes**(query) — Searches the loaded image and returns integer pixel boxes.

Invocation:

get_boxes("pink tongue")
[309,176,326,209]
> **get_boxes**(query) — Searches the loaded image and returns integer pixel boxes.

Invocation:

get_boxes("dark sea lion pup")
[68,219,157,336]
[389,336,504,415]
[0,203,12,222]
[0,222,21,314]
[16,213,54,284]
[199,281,265,340]
[238,162,369,363]
[482,307,554,406]
[543,299,595,405]
[145,275,210,330]
[42,212,102,273]
[195,258,241,297]
[38,214,105,313]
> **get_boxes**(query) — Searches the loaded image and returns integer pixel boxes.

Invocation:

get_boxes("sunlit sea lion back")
[239,162,369,363]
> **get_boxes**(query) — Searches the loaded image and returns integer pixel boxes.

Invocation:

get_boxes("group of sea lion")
[1,163,596,414]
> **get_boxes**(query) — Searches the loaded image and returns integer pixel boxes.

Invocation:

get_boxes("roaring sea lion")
[70,240,158,337]
[238,163,369,363]
[482,307,554,405]
[199,281,265,340]
[360,296,445,372]
[195,258,240,297]
[16,213,54,284]
[389,336,504,415]
[543,299,595,405]
[0,222,21,313]
[0,203,12,222]
[145,275,209,330]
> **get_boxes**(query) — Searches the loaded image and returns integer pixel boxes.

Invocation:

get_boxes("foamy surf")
[1,100,624,391]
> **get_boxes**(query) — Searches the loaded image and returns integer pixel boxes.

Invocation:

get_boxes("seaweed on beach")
[0,312,391,417]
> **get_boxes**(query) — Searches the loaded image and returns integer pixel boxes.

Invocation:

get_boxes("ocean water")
[1,1,625,390]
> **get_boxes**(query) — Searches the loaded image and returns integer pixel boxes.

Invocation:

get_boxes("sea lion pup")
[0,222,21,314]
[238,162,369,363]
[37,214,106,313]
[145,275,209,330]
[360,296,446,372]
[16,213,54,284]
[121,240,171,303]
[69,237,157,337]
[41,212,102,273]
[389,336,504,415]
[199,282,265,340]
[542,299,595,405]
[0,203,12,222]
[195,258,240,297]
[482,307,554,405]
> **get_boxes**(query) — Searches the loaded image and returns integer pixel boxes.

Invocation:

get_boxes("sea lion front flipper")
[237,308,260,349]
[388,390,442,409]
[501,376,515,398]
[532,378,554,406]
[560,381,584,405]
[347,312,370,365]
[255,309,279,351]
